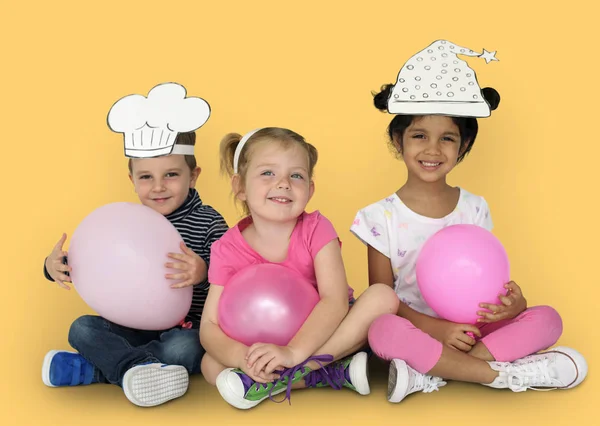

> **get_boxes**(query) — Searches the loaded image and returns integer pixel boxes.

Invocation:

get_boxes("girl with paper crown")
[199,127,399,409]
[350,40,588,403]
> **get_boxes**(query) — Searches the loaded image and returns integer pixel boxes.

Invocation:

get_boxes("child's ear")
[128,174,137,194]
[392,134,403,154]
[232,174,246,201]
[459,139,471,157]
[189,167,201,188]
[308,180,315,202]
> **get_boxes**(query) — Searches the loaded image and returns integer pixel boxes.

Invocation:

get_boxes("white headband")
[233,128,264,173]
[170,143,195,156]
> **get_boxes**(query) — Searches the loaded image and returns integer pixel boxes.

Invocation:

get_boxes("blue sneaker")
[122,363,189,407]
[42,350,97,387]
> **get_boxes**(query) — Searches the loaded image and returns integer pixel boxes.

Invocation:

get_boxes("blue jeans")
[68,315,205,387]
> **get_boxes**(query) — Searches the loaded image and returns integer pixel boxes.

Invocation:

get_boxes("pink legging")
[368,305,563,374]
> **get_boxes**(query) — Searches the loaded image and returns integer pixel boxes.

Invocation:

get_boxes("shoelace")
[411,373,446,393]
[303,362,346,390]
[268,354,334,404]
[505,358,555,392]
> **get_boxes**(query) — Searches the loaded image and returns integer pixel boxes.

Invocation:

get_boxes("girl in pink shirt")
[199,127,399,409]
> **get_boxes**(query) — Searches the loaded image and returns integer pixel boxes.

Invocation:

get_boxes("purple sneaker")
[304,352,370,395]
[216,354,333,409]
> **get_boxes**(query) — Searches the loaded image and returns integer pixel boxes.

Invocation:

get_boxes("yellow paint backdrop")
[1,1,598,424]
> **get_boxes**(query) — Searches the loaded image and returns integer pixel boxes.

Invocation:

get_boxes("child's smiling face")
[236,140,314,224]
[396,115,464,184]
[129,154,200,215]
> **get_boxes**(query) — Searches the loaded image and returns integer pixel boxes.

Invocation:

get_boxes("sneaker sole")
[387,359,409,403]
[122,364,189,407]
[42,350,77,387]
[348,352,370,395]
[216,368,287,410]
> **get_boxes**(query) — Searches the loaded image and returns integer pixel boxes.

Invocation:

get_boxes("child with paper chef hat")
[41,82,229,407]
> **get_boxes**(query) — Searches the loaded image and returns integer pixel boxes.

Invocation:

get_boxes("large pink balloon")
[416,224,510,324]
[68,203,192,330]
[218,264,319,346]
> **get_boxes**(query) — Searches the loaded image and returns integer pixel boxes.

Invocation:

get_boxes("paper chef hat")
[107,82,211,158]
[387,40,498,117]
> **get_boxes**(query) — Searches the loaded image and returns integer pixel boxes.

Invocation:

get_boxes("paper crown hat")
[387,40,498,117]
[107,82,211,158]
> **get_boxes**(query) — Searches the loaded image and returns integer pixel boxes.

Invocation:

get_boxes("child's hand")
[477,281,527,323]
[245,343,298,377]
[45,233,72,290]
[431,318,482,352]
[165,242,207,288]
[236,353,280,384]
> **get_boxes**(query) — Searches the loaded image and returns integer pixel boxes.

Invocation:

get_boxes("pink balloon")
[416,224,510,324]
[68,203,192,330]
[218,264,319,346]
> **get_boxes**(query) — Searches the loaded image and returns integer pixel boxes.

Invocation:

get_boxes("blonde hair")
[219,127,318,216]
[128,132,198,173]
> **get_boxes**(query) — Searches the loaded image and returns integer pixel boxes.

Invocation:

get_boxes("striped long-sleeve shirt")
[164,188,228,320]
[43,188,228,323]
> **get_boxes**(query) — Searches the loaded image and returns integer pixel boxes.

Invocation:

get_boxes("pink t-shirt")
[208,210,355,301]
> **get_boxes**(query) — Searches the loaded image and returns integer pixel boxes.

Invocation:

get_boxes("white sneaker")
[484,346,588,392]
[122,363,189,407]
[387,359,447,403]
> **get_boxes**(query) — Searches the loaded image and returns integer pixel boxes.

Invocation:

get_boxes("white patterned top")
[350,187,493,317]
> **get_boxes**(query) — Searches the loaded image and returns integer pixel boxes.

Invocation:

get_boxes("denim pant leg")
[68,315,162,386]
[138,327,205,375]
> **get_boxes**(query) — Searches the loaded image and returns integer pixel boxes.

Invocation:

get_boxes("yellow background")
[1,0,598,424]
